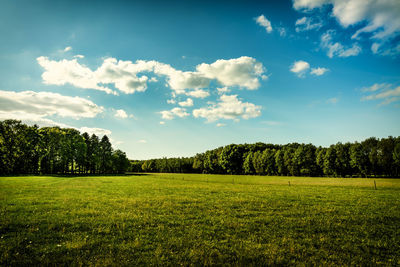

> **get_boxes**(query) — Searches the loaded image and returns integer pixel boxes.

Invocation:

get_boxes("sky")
[0,0,399,160]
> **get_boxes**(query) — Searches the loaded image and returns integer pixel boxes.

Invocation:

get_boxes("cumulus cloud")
[178,98,194,107]
[186,89,210,98]
[37,55,266,95]
[196,56,266,90]
[0,90,103,121]
[114,109,134,119]
[193,94,261,122]
[255,15,273,33]
[310,67,329,76]
[290,60,329,77]
[114,109,128,118]
[0,90,111,137]
[295,16,323,32]
[320,30,361,58]
[290,60,310,77]
[160,107,190,120]
[361,84,400,105]
[293,0,400,55]
[217,87,231,94]
[37,56,116,95]
[167,99,176,104]
[79,127,111,137]
[74,55,84,59]
[159,121,165,125]
[216,123,226,127]
[64,46,72,52]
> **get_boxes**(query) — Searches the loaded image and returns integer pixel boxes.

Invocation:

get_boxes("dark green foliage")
[132,137,400,177]
[0,120,129,175]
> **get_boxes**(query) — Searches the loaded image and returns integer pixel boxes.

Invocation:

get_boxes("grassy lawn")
[1,174,400,265]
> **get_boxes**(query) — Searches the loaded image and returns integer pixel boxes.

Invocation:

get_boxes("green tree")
[99,135,113,174]
[243,152,255,175]
[112,149,130,174]
[219,144,244,174]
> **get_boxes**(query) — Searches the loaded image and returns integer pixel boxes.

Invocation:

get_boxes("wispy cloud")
[255,15,273,33]
[361,84,400,106]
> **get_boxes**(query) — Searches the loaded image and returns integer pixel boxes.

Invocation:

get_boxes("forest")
[2,119,400,177]
[0,120,130,175]
[134,136,400,177]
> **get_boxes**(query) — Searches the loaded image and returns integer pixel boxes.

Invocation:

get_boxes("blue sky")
[0,0,399,159]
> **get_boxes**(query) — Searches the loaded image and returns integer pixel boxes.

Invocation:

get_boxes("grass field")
[1,173,400,265]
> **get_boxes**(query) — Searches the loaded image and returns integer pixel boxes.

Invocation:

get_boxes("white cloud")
[217,87,231,94]
[138,139,147,143]
[95,58,150,94]
[290,60,310,77]
[64,46,72,52]
[37,56,116,95]
[295,16,323,32]
[310,67,329,76]
[277,27,287,37]
[361,83,391,92]
[167,99,176,104]
[293,0,328,10]
[74,55,84,59]
[0,90,103,121]
[193,94,261,122]
[321,30,361,58]
[293,0,400,55]
[159,121,165,125]
[160,107,190,120]
[186,89,210,98]
[196,56,266,90]
[79,127,111,137]
[255,15,273,33]
[114,109,133,119]
[178,98,194,107]
[0,90,110,137]
[290,60,329,77]
[38,55,266,95]
[371,42,400,56]
[216,123,226,127]
[361,84,400,105]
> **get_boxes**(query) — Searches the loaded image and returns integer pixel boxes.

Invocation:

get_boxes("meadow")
[1,173,399,265]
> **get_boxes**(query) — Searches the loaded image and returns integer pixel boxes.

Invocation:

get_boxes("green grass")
[1,173,400,266]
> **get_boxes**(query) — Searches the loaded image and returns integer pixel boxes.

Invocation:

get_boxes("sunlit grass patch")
[1,174,400,265]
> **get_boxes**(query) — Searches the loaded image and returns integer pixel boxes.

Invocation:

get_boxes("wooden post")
[374,180,377,190]
[288,181,291,186]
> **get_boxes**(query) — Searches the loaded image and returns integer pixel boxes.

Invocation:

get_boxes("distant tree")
[334,143,352,177]
[323,145,337,176]
[263,148,276,175]
[350,142,369,177]
[112,149,130,174]
[243,152,255,175]
[219,144,244,175]
[274,149,286,176]
[316,147,326,176]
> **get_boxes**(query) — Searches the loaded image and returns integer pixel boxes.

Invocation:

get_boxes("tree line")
[134,137,400,177]
[0,120,130,175]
